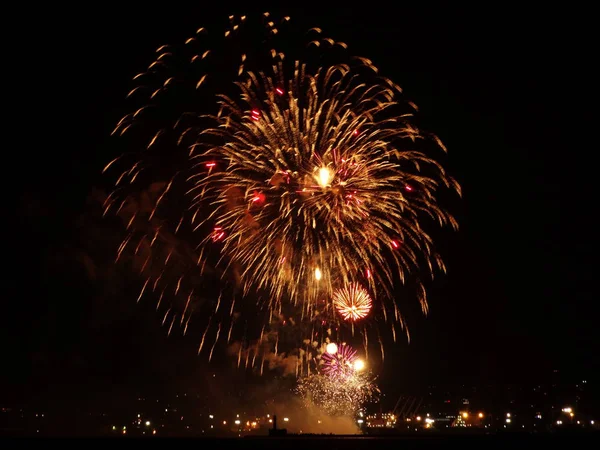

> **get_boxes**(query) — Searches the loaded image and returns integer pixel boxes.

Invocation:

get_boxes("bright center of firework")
[333,283,373,321]
[354,359,365,371]
[326,343,338,355]
[316,167,333,188]
[315,267,322,281]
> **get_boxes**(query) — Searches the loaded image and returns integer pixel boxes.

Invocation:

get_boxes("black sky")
[5,5,597,406]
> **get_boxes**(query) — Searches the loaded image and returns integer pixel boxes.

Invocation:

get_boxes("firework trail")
[103,12,459,369]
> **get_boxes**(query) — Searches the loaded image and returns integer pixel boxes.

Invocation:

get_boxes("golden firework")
[190,59,459,323]
[333,283,373,321]
[104,13,460,365]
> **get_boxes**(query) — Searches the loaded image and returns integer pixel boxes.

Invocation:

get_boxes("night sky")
[6,6,596,409]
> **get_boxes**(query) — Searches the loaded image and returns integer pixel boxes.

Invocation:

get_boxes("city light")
[8,375,595,436]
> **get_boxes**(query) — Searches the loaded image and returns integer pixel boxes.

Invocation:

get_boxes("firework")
[191,58,460,320]
[296,371,379,417]
[103,12,459,366]
[321,343,359,378]
[333,283,373,321]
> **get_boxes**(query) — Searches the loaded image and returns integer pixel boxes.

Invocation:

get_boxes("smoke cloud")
[268,397,361,434]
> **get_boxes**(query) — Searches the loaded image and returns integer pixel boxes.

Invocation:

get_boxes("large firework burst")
[192,58,460,318]
[103,12,459,368]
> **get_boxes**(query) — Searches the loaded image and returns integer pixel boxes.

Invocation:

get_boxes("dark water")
[2,432,597,447]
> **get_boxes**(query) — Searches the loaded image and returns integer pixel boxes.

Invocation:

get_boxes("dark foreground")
[1,432,598,448]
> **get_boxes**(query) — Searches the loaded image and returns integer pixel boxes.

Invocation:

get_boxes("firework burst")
[192,59,460,321]
[296,371,379,417]
[333,283,373,321]
[321,343,359,378]
[103,12,459,368]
